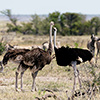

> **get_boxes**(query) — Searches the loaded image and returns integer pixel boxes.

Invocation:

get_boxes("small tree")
[0,9,18,27]
[63,12,84,35]
[91,17,100,35]
[0,9,20,32]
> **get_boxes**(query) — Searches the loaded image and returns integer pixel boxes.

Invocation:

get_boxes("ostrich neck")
[49,25,53,44]
[47,24,53,55]
[91,39,95,47]
[54,30,57,48]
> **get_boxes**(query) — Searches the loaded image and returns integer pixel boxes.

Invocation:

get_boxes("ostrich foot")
[31,87,38,92]
[31,89,35,92]
[16,88,20,92]
[21,89,25,92]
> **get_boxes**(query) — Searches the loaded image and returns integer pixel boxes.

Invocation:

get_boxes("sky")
[0,0,100,15]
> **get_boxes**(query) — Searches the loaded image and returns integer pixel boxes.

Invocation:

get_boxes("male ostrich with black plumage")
[0,21,54,92]
[53,27,93,93]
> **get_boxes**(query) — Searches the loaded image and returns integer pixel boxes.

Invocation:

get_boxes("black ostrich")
[0,21,54,92]
[53,27,93,93]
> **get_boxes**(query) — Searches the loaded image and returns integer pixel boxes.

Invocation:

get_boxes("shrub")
[0,42,5,55]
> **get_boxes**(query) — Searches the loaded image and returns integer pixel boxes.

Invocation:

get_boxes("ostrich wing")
[3,49,30,65]
[22,48,45,66]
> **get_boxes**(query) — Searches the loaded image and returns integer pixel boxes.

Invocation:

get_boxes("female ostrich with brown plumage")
[53,27,93,93]
[1,21,54,92]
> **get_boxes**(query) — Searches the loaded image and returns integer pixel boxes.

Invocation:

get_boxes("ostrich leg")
[21,71,25,91]
[0,61,4,73]
[31,71,38,92]
[15,64,21,91]
[96,49,99,63]
[77,69,82,89]
[15,64,27,92]
[15,71,19,91]
[71,61,77,94]
[71,61,82,94]
[20,67,28,91]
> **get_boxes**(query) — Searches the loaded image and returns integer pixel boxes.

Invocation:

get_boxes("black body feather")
[54,46,93,66]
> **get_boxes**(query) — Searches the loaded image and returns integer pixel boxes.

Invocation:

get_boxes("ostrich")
[87,34,98,56]
[42,40,61,51]
[14,21,54,92]
[53,27,93,93]
[0,21,54,92]
[5,44,14,51]
[42,41,49,51]
[87,34,100,64]
[5,44,35,51]
[0,49,30,72]
[95,37,100,63]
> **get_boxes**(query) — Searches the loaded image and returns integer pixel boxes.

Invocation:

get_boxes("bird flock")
[0,21,97,96]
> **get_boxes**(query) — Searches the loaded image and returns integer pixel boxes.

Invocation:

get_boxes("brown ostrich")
[53,27,93,93]
[0,21,54,92]
[0,49,30,72]
[87,34,98,56]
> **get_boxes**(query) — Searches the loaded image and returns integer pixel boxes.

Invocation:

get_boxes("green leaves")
[1,9,100,36]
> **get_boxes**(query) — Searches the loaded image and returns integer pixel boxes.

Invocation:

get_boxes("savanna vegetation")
[0,33,99,99]
[0,9,100,100]
[1,9,100,36]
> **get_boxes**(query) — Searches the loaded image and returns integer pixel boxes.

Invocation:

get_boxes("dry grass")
[0,33,100,100]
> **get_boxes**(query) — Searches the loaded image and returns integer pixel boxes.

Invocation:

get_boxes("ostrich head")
[91,34,94,39]
[50,21,54,26]
[91,34,98,41]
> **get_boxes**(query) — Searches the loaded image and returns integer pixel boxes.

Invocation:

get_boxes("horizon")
[0,13,100,22]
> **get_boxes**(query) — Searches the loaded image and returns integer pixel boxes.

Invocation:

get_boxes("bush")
[0,42,5,55]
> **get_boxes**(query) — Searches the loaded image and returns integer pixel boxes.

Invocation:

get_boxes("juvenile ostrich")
[87,34,98,56]
[87,34,100,63]
[5,44,14,51]
[0,21,54,91]
[95,37,100,63]
[53,27,93,93]
[42,41,49,51]
[5,44,35,51]
[42,41,61,51]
